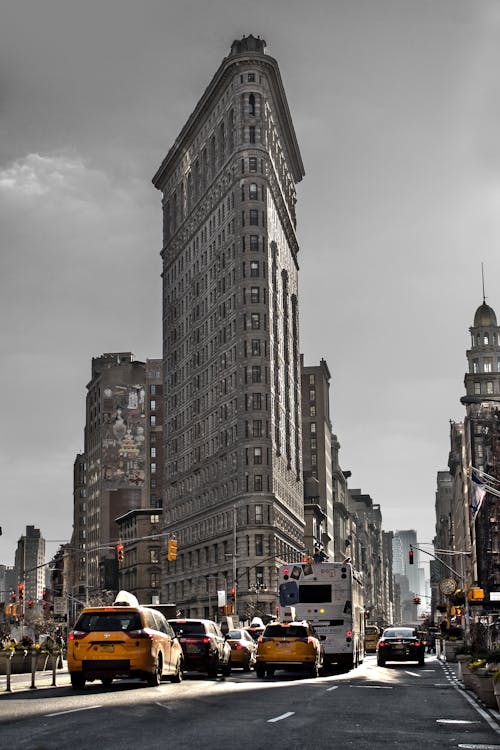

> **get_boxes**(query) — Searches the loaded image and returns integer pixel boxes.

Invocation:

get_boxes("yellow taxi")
[255,620,323,678]
[67,591,183,689]
[364,624,380,653]
[226,628,257,671]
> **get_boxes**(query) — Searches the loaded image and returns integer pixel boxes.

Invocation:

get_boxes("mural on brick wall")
[101,385,146,486]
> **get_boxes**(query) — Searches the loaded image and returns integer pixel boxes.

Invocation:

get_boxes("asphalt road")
[1,655,499,750]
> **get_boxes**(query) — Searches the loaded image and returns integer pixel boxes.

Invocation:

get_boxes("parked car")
[168,618,231,677]
[226,628,257,671]
[364,624,380,653]
[67,595,184,689]
[255,620,323,678]
[376,626,425,666]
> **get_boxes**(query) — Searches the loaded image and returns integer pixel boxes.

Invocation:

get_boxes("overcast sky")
[1,0,500,568]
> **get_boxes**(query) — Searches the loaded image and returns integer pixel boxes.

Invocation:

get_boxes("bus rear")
[277,562,364,671]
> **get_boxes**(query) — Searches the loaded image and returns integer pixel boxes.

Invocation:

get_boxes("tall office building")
[153,36,306,617]
[301,357,334,560]
[460,299,500,595]
[14,525,45,603]
[76,352,148,596]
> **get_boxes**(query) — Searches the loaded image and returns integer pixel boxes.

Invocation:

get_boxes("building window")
[150,415,156,427]
[150,549,159,564]
[309,388,315,402]
[484,359,493,373]
[249,126,256,143]
[150,572,159,588]
[254,447,262,464]
[249,182,258,199]
[473,360,479,373]
[309,374,315,385]
[474,382,481,395]
[249,157,257,173]
[150,399,156,411]
[255,534,264,555]
[150,514,160,524]
[252,393,262,410]
[151,463,157,474]
[256,566,264,585]
[249,209,259,225]
[487,381,494,394]
[251,366,261,383]
[311,453,317,466]
[251,313,260,329]
[310,437,317,450]
[251,339,261,356]
[150,384,156,395]
[151,447,156,458]
[250,286,260,303]
[249,235,259,251]
[248,73,255,83]
[310,422,317,434]
[254,475,263,492]
[310,406,316,417]
[250,261,259,277]
[253,420,263,437]
[255,504,263,523]
[484,333,490,345]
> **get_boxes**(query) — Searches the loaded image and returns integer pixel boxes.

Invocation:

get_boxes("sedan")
[226,628,257,671]
[376,626,425,666]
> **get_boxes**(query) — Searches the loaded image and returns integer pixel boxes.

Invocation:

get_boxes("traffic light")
[230,588,236,603]
[409,547,414,565]
[167,538,178,561]
[10,591,16,603]
[28,600,34,608]
[116,543,124,562]
[413,596,421,604]
[18,583,24,602]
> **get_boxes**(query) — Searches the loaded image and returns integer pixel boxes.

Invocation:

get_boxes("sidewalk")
[0,662,71,695]
[437,652,500,728]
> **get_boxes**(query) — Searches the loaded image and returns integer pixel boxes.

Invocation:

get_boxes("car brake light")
[127,629,154,640]
[68,631,86,641]
[182,636,210,644]
[414,641,421,647]
[378,640,385,647]
[234,644,244,650]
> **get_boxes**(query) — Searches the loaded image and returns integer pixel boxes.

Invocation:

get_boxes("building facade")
[152,36,306,617]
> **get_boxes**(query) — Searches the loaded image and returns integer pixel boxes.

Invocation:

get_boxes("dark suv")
[168,618,231,677]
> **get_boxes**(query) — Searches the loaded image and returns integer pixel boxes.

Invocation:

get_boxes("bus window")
[298,584,332,603]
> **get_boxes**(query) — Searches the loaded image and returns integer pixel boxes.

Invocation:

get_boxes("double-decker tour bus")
[277,561,364,671]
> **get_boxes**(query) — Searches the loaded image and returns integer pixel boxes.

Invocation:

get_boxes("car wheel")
[71,673,86,690]
[377,656,385,667]
[101,677,113,687]
[146,655,162,686]
[255,664,266,679]
[170,657,183,683]
[221,659,231,677]
[266,667,275,678]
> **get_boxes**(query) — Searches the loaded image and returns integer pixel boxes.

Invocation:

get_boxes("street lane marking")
[326,685,339,691]
[46,705,102,717]
[458,745,500,749]
[268,711,295,723]
[440,661,500,735]
[436,719,480,724]
[350,685,393,689]
[405,670,421,677]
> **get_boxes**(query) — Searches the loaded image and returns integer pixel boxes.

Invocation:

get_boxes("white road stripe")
[46,705,102,717]
[437,719,479,725]
[326,686,339,691]
[405,670,421,677]
[351,685,393,689]
[268,711,295,723]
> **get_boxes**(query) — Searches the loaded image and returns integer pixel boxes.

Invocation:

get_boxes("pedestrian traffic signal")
[230,588,236,603]
[116,543,124,562]
[18,583,24,601]
[414,596,421,604]
[409,547,414,565]
[167,539,178,561]
[10,591,16,603]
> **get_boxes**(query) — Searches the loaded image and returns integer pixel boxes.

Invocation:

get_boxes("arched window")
[483,333,490,345]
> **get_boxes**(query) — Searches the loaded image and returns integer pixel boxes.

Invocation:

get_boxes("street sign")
[52,596,66,615]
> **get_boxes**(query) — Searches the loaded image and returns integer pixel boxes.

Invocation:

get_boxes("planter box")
[473,671,496,709]
[494,680,500,712]
[461,662,476,690]
[443,640,465,663]
[0,652,53,674]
